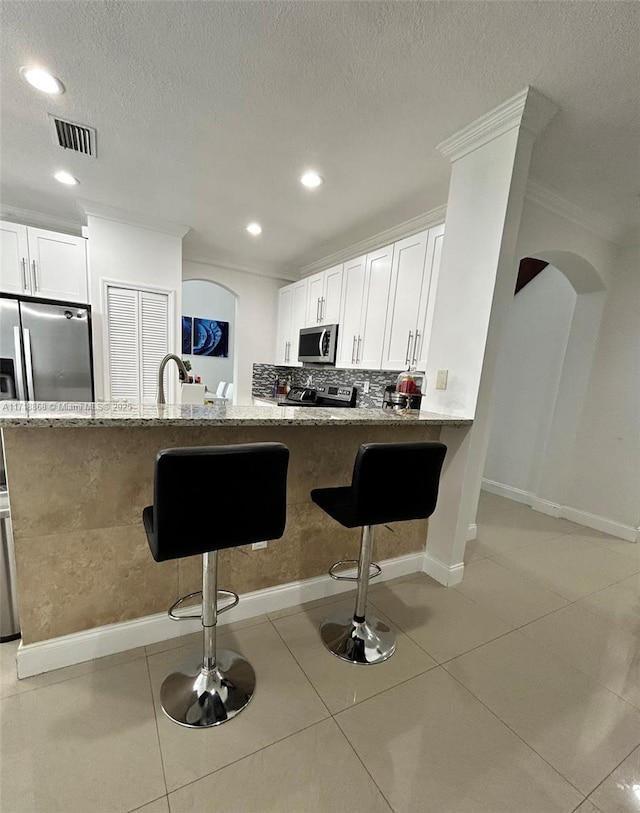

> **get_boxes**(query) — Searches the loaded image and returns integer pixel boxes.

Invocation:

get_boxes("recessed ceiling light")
[54,170,79,186]
[300,171,323,188]
[246,222,262,236]
[20,66,65,95]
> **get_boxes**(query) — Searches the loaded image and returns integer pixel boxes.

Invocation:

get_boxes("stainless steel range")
[278,384,357,408]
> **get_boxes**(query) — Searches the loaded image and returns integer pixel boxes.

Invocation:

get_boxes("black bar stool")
[311,441,446,665]
[143,443,289,728]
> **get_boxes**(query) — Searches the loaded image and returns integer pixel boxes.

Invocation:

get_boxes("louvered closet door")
[106,286,140,401]
[139,291,169,403]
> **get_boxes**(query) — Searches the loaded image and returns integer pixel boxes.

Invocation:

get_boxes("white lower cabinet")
[0,220,88,303]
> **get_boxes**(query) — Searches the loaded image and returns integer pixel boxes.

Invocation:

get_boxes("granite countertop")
[0,401,472,428]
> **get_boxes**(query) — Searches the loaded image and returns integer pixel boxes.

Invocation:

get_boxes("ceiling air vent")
[48,115,97,158]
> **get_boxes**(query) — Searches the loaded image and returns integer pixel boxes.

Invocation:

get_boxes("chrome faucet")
[157,354,189,405]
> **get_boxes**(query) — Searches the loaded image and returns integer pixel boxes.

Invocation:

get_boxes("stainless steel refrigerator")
[0,295,94,402]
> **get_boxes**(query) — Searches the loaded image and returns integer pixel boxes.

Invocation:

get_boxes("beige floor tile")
[144,614,269,656]
[147,621,329,792]
[367,577,512,662]
[589,745,640,813]
[464,540,487,563]
[454,558,569,627]
[521,604,640,709]
[272,595,437,713]
[473,520,571,559]
[492,536,633,601]
[446,631,640,794]
[569,531,640,569]
[579,575,640,637]
[574,801,602,813]
[131,798,169,813]
[336,666,582,813]
[0,638,146,699]
[0,658,165,813]
[168,718,391,813]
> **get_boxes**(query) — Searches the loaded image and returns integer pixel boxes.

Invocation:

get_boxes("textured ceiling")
[1,1,638,274]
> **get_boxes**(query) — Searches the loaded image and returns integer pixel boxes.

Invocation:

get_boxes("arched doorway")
[482,251,607,516]
[182,279,238,403]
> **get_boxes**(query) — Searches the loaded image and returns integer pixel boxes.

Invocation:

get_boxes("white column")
[421,87,558,584]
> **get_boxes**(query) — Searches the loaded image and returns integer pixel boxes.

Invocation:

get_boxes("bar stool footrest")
[329,560,382,582]
[168,589,240,621]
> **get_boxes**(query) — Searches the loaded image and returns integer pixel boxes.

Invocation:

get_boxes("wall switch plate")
[436,370,449,390]
[363,381,370,394]
[252,541,268,550]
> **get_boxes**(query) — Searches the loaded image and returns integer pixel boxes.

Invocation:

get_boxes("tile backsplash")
[252,363,399,408]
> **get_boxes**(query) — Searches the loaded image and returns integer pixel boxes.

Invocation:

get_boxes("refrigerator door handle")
[22,329,35,400]
[31,261,39,292]
[13,327,27,401]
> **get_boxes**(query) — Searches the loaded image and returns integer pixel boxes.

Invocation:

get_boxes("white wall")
[182,280,235,394]
[87,215,183,401]
[563,245,640,531]
[183,260,287,405]
[484,266,577,495]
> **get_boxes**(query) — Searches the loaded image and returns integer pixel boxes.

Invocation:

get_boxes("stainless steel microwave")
[298,324,338,364]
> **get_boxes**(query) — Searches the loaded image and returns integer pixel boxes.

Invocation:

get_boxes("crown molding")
[437,86,558,163]
[298,204,447,278]
[525,178,625,246]
[0,204,84,236]
[79,200,190,238]
[183,253,297,283]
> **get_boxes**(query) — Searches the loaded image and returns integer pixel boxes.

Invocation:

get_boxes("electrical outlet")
[363,380,370,394]
[252,541,268,550]
[436,370,449,390]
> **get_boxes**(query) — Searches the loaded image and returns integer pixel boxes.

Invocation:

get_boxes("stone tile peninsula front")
[1,403,470,645]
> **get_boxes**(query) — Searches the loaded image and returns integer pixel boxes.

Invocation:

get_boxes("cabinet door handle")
[356,335,362,364]
[412,330,420,366]
[405,330,414,365]
[21,258,29,291]
[316,297,321,322]
[351,335,357,364]
[320,297,325,321]
[32,260,39,292]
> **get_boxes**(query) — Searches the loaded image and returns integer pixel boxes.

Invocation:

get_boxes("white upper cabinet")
[304,264,343,325]
[358,245,394,368]
[336,245,393,369]
[26,228,88,303]
[381,231,429,370]
[414,224,445,370]
[380,225,445,371]
[0,220,88,303]
[0,221,29,295]
[336,255,366,367]
[276,278,308,365]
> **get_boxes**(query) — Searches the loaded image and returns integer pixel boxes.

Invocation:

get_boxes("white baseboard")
[17,551,424,678]
[530,497,562,518]
[484,482,638,542]
[559,505,639,543]
[467,523,477,541]
[422,551,464,586]
[481,478,533,505]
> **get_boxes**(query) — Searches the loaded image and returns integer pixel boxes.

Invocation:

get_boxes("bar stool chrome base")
[320,611,396,665]
[160,649,255,728]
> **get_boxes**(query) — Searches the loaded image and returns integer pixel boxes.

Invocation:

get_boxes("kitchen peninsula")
[1,402,470,673]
